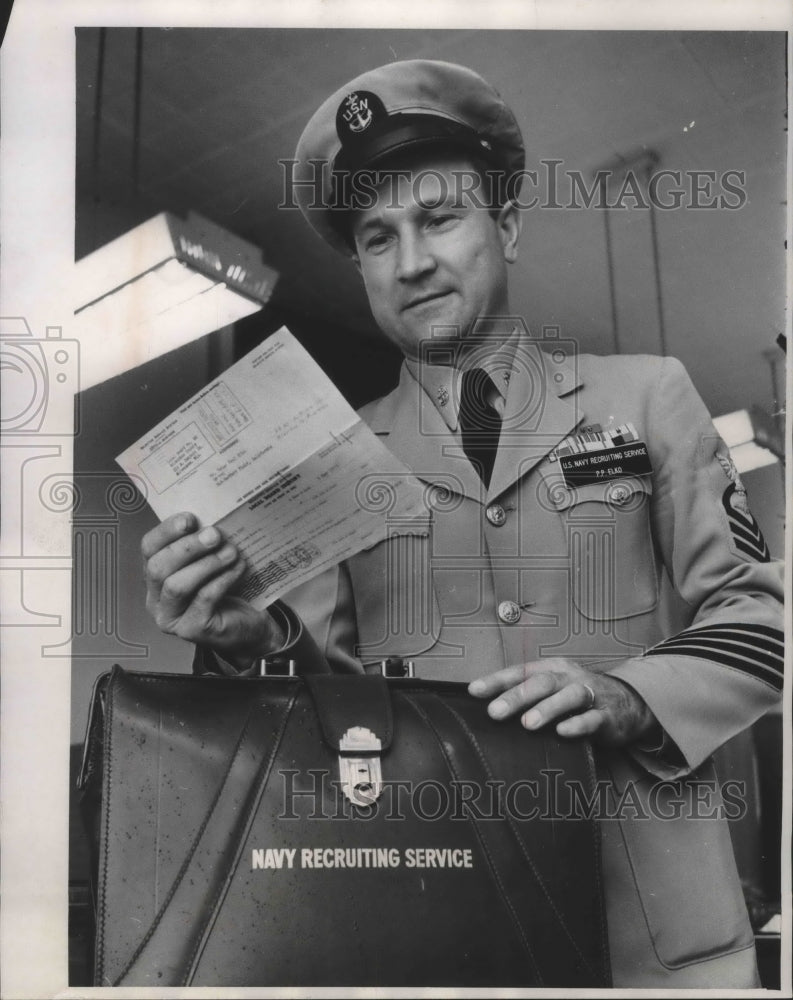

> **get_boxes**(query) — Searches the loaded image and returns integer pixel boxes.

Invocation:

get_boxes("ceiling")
[75,28,787,418]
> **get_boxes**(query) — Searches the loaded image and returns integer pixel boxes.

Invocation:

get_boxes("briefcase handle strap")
[305,673,393,751]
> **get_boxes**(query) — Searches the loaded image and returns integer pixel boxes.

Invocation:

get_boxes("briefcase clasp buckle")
[339,726,383,807]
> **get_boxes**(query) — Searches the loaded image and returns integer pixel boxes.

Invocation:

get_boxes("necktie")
[459,368,502,488]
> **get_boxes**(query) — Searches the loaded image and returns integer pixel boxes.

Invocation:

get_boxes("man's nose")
[395,231,435,282]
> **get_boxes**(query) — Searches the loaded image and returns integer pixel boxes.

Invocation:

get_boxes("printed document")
[116,327,427,606]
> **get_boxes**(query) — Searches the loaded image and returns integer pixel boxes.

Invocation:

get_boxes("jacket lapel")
[367,364,484,502]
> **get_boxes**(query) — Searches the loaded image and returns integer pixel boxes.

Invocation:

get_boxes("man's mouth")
[403,291,452,311]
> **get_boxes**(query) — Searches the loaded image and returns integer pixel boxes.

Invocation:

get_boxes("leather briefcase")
[78,664,611,988]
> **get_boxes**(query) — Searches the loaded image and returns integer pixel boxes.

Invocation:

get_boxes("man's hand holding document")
[119,327,426,664]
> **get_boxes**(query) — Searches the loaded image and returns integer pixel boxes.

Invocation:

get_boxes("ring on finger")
[582,683,596,710]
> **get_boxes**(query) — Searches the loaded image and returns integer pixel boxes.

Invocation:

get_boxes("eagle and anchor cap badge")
[336,90,382,136]
[294,59,526,253]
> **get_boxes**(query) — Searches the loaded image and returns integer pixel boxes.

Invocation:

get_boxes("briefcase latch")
[339,727,383,807]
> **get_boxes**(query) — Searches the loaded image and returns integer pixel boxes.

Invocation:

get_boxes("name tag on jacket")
[560,442,653,488]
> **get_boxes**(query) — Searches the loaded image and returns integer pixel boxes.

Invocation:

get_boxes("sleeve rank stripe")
[644,644,783,691]
[665,622,783,646]
[645,623,783,668]
[647,634,782,674]
[728,519,767,548]
[734,537,770,562]
[728,520,769,551]
[646,624,784,661]
[656,627,783,657]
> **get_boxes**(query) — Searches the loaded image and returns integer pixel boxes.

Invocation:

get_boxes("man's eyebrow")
[353,213,389,235]
[352,190,469,237]
[416,197,454,211]
[416,189,472,212]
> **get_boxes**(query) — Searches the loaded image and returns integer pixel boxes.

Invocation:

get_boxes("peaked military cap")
[293,59,525,254]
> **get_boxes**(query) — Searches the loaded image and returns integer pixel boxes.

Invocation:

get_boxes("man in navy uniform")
[141,61,784,986]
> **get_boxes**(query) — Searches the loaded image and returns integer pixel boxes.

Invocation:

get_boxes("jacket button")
[610,484,631,504]
[486,504,506,526]
[497,600,522,624]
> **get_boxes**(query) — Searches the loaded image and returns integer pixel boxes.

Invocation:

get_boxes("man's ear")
[496,201,522,263]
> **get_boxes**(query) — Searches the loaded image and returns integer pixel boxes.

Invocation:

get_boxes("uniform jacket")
[197,334,784,986]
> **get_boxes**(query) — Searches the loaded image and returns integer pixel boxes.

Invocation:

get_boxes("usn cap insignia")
[335,90,386,140]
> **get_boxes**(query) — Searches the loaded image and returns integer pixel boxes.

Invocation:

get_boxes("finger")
[190,557,249,625]
[153,544,242,624]
[556,709,604,738]
[145,524,227,596]
[176,559,250,640]
[141,512,197,560]
[468,663,535,698]
[521,682,595,730]
[468,658,575,699]
[487,671,562,720]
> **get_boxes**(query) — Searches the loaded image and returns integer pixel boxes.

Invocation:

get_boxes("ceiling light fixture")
[74,211,278,389]
[712,406,784,473]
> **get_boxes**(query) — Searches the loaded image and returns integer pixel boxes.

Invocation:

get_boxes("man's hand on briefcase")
[469,658,660,748]
[142,512,285,670]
